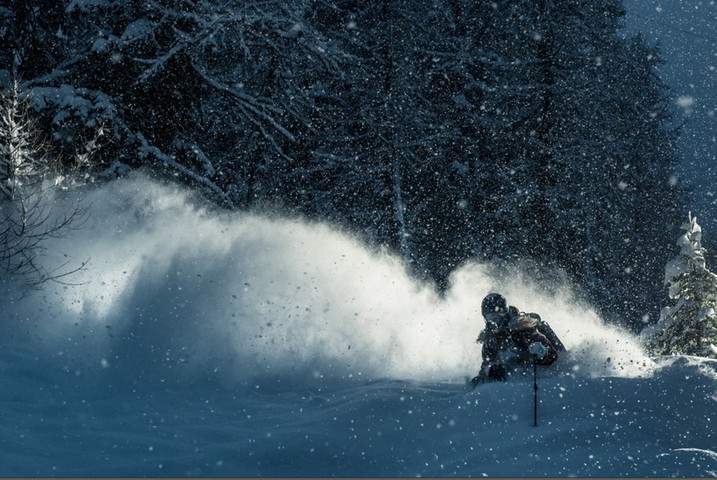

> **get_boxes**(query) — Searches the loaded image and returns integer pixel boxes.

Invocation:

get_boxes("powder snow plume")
[0,174,655,388]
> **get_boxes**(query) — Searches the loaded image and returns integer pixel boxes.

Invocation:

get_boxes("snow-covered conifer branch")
[643,213,717,357]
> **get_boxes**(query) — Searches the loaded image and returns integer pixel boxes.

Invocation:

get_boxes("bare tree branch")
[0,78,90,288]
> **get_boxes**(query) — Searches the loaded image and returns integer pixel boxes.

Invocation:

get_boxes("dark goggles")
[485,309,507,322]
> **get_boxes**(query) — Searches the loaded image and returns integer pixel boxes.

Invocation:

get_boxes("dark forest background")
[0,0,688,331]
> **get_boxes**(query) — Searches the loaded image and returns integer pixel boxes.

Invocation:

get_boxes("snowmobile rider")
[471,293,563,386]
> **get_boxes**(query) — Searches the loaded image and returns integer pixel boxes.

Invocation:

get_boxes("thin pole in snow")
[533,358,538,427]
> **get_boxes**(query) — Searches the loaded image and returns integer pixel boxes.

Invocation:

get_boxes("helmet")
[481,293,507,317]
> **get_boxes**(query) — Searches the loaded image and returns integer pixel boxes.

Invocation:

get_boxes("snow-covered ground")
[0,175,715,477]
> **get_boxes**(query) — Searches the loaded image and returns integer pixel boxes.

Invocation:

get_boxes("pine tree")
[450,0,684,323]
[0,0,688,325]
[644,214,717,357]
[0,0,65,78]
[304,0,460,275]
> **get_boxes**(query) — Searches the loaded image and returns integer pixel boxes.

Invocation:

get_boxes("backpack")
[526,312,566,352]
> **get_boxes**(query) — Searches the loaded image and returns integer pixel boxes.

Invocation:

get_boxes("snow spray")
[0,174,656,387]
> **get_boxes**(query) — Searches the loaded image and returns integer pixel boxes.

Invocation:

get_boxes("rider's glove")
[528,342,548,359]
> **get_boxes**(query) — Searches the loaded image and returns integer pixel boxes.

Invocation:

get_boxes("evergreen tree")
[584,34,684,327]
[2,1,340,207]
[0,0,65,78]
[643,214,717,357]
[445,0,684,323]
[0,0,689,326]
[304,0,468,280]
